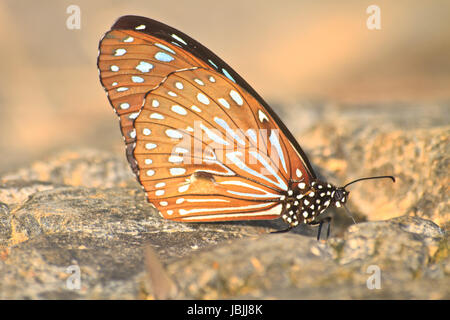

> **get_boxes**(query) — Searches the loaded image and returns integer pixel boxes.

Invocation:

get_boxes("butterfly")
[97,15,394,239]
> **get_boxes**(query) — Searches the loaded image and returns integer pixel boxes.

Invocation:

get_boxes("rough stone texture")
[0,103,448,299]
[160,216,448,299]
[292,103,450,228]
[0,185,271,299]
[1,149,135,189]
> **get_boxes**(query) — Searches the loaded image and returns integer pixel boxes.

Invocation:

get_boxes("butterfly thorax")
[281,180,349,227]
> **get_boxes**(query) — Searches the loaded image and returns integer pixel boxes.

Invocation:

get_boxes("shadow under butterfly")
[97,15,395,240]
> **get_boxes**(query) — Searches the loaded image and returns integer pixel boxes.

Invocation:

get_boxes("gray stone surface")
[0,103,448,299]
[162,216,448,299]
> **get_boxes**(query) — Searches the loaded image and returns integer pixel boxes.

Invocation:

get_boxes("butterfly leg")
[310,217,332,241]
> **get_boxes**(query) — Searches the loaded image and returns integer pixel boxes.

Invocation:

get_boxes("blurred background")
[0,0,449,173]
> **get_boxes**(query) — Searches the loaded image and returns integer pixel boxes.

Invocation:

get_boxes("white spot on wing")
[145,143,157,150]
[214,117,245,145]
[269,130,287,174]
[168,155,183,163]
[179,203,281,217]
[229,90,243,106]
[191,105,201,112]
[249,151,288,191]
[227,151,287,191]
[208,59,218,69]
[136,61,153,73]
[165,129,183,139]
[132,76,144,83]
[258,109,269,122]
[197,93,210,105]
[201,123,229,145]
[171,105,187,115]
[185,198,229,203]
[175,147,188,153]
[155,52,174,62]
[150,113,164,120]
[171,34,187,45]
[246,129,257,144]
[114,48,126,56]
[154,43,176,54]
[220,180,282,199]
[194,79,204,86]
[218,98,230,109]
[222,68,236,83]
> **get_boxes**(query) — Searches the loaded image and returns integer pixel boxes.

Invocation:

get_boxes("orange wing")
[133,67,311,221]
[98,29,212,172]
[98,16,316,222]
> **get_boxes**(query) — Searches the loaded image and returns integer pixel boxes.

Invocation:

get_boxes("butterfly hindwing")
[134,67,305,221]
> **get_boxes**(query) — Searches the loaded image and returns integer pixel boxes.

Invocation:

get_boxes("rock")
[0,180,61,206]
[1,149,136,190]
[158,216,448,299]
[295,103,449,227]
[0,102,448,299]
[0,203,11,247]
[0,185,270,299]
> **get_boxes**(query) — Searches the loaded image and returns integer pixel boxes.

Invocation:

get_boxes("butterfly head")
[332,187,349,208]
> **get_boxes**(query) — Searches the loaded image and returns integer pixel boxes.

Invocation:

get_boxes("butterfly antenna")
[343,204,357,225]
[343,175,395,189]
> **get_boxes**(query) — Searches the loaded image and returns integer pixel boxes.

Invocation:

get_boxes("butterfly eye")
[334,189,344,201]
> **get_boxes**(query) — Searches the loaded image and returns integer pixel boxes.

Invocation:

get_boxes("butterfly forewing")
[97,28,212,173]
[98,15,318,222]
